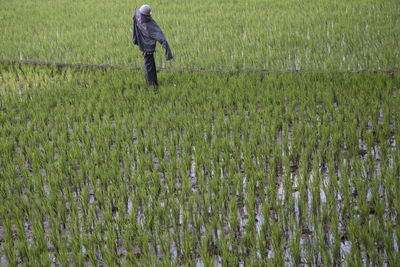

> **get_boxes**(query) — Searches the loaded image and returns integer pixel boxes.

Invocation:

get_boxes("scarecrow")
[132,5,173,86]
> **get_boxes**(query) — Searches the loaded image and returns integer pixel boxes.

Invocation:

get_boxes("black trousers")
[143,53,158,86]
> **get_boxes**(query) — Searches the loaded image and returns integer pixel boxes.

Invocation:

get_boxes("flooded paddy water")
[0,64,399,265]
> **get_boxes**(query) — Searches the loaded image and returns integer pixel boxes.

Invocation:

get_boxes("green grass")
[0,63,399,265]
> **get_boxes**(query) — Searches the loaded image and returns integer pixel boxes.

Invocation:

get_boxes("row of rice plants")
[1,0,399,71]
[0,63,399,264]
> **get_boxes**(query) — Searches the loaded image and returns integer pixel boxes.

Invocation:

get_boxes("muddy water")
[1,121,396,265]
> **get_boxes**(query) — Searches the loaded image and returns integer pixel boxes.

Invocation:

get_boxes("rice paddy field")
[0,0,399,266]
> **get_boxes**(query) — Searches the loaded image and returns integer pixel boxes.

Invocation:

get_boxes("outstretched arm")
[146,20,173,60]
[160,40,173,61]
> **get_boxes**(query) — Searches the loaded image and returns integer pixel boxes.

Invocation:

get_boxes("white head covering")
[139,4,151,16]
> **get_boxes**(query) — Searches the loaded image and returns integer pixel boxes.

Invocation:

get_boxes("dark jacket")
[132,9,173,60]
